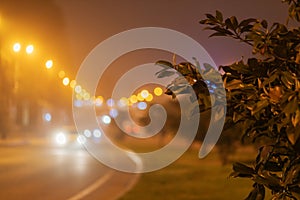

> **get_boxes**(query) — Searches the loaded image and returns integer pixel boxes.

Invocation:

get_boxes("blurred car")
[51,125,86,146]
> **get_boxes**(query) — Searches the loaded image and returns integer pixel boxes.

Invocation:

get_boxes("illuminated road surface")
[0,140,139,200]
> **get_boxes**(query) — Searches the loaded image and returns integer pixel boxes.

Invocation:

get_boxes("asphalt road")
[0,140,139,200]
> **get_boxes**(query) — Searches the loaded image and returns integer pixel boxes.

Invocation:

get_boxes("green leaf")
[241,25,254,33]
[283,97,298,115]
[233,112,244,123]
[205,13,215,19]
[216,10,223,22]
[225,79,242,90]
[157,70,175,78]
[209,32,227,37]
[261,20,268,29]
[155,60,174,69]
[232,162,255,175]
[230,16,238,30]
[283,164,300,186]
[239,18,257,27]
[292,110,300,127]
[264,161,282,172]
[251,100,269,116]
[245,184,265,200]
[225,18,235,30]
[209,25,234,35]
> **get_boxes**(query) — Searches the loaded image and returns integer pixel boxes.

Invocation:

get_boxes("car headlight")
[55,132,67,145]
[76,135,87,145]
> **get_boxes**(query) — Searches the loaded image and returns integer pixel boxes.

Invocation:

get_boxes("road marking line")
[67,151,143,200]
[125,151,143,172]
[67,171,114,200]
[112,151,143,199]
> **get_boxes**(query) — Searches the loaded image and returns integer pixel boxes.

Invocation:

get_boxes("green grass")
[120,143,270,200]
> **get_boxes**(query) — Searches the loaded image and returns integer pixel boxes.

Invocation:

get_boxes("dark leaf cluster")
[199,3,300,199]
[155,59,225,116]
[155,1,300,199]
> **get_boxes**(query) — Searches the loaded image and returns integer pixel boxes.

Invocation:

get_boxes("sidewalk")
[0,131,48,147]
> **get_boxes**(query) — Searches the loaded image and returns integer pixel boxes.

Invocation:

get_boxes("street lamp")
[25,44,34,54]
[45,59,53,69]
[12,42,35,128]
[13,43,21,52]
[62,77,70,86]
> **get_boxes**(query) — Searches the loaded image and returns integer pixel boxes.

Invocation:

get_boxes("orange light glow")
[154,87,163,96]
[62,77,70,86]
[26,45,34,54]
[70,80,76,88]
[95,96,104,106]
[58,70,65,78]
[130,95,138,104]
[145,93,153,102]
[137,93,144,101]
[45,60,53,69]
[13,43,21,52]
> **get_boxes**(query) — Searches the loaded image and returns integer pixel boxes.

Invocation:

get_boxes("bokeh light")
[137,93,144,101]
[145,93,153,102]
[43,112,52,122]
[45,60,53,69]
[77,135,87,144]
[26,44,34,54]
[74,99,83,107]
[74,85,82,94]
[70,80,76,88]
[58,70,65,78]
[109,109,118,118]
[117,97,129,107]
[13,43,21,52]
[101,115,111,124]
[83,129,92,137]
[130,95,138,104]
[106,98,115,107]
[93,129,102,138]
[83,92,90,101]
[141,89,149,98]
[95,96,104,106]
[137,102,147,110]
[154,87,163,96]
[62,77,70,86]
[55,132,67,145]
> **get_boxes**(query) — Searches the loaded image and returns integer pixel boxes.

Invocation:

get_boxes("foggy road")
[0,140,139,200]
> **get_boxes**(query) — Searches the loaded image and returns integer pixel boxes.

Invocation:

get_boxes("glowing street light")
[13,43,21,52]
[26,44,34,54]
[62,77,70,86]
[45,60,53,69]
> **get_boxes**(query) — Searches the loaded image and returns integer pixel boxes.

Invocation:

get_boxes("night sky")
[55,0,289,67]
[0,0,292,96]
